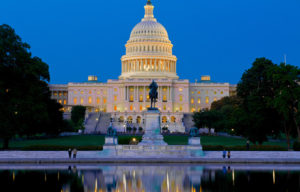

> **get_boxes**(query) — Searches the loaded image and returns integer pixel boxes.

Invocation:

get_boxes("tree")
[71,106,86,126]
[0,24,64,148]
[237,58,281,144]
[193,110,222,132]
[268,63,300,146]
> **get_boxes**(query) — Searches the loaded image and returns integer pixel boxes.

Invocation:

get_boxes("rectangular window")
[163,95,167,102]
[114,95,118,102]
[139,95,143,102]
[205,97,209,104]
[191,98,194,104]
[130,95,134,102]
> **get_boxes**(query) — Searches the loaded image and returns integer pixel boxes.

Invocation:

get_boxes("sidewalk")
[0,151,299,164]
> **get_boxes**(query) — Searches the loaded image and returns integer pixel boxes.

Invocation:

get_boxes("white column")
[144,86,146,103]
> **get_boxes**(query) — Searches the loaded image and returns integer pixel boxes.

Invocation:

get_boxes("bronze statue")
[189,127,199,137]
[107,126,116,137]
[149,80,158,109]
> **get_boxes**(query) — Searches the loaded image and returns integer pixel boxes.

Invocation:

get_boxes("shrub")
[202,145,287,151]
[19,145,103,151]
[293,141,300,151]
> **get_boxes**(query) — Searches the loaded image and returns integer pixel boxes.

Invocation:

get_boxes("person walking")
[222,149,226,158]
[73,148,77,159]
[227,151,231,159]
[68,148,72,159]
[246,140,250,150]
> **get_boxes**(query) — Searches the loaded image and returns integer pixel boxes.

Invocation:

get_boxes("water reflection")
[1,165,300,192]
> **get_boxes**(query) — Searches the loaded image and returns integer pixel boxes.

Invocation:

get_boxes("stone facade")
[49,0,236,133]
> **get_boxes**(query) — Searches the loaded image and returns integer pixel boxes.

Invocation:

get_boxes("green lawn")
[1,135,288,150]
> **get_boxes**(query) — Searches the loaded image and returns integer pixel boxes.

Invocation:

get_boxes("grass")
[0,135,288,150]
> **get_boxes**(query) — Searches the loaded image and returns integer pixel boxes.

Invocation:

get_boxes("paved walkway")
[0,151,299,164]
[0,151,299,159]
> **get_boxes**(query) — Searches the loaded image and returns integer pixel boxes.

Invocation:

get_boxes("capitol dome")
[119,0,178,80]
[129,21,170,43]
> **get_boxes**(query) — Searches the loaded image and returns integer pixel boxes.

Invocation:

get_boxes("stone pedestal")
[104,136,118,145]
[139,109,167,146]
[188,137,201,145]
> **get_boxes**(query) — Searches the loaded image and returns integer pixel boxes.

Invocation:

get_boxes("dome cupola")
[119,0,178,80]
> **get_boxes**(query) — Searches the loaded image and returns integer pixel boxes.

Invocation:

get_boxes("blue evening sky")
[1,0,299,84]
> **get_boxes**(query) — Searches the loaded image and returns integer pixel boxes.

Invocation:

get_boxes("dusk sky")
[1,0,299,84]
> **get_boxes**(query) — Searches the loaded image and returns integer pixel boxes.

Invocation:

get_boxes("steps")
[95,113,111,134]
[84,112,112,134]
[84,113,101,134]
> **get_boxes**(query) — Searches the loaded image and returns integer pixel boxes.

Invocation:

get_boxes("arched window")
[198,98,201,104]
[171,116,176,123]
[103,98,107,104]
[73,98,77,104]
[162,116,167,123]
[114,105,117,111]
[130,105,133,111]
[88,96,92,104]
[127,116,133,123]
[80,98,84,104]
[96,97,100,104]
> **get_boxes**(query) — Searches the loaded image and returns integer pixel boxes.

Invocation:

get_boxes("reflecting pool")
[1,164,300,192]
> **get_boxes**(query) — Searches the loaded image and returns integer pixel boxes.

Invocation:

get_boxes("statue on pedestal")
[149,80,158,109]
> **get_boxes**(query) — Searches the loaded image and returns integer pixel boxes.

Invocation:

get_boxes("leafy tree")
[71,106,86,125]
[0,24,64,148]
[237,58,281,144]
[267,63,300,146]
[193,110,223,132]
[70,106,86,132]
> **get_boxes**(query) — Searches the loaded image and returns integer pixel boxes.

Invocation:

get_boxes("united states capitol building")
[50,0,236,133]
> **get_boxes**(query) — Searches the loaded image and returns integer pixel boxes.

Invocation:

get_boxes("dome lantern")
[143,0,156,22]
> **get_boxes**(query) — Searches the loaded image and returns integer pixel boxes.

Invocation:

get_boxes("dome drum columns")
[121,59,176,73]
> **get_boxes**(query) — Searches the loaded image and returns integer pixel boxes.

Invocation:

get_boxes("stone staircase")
[183,113,195,132]
[84,113,101,134]
[95,113,111,134]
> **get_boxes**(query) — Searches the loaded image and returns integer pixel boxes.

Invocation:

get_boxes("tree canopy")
[193,57,300,148]
[0,24,64,148]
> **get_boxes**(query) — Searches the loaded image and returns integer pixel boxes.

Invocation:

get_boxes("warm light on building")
[88,75,98,81]
[201,75,211,81]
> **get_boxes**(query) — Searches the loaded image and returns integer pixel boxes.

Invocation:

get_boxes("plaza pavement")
[0,151,299,164]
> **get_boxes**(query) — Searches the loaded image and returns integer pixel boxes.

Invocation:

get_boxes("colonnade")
[122,59,176,73]
[124,85,172,102]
